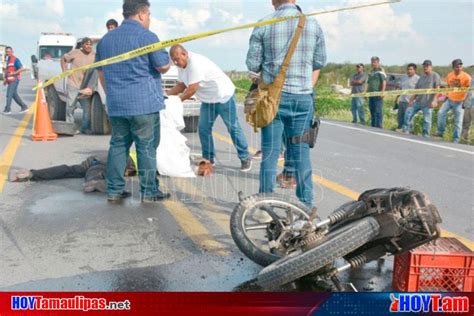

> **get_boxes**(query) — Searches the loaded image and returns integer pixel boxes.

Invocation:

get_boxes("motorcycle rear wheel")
[256,217,380,289]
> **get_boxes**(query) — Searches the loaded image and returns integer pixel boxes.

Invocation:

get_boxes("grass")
[233,78,473,145]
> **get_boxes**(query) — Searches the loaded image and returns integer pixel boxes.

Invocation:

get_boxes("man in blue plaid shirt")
[246,0,326,208]
[96,0,171,203]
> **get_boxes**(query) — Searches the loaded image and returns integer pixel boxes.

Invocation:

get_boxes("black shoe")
[142,190,171,203]
[240,159,252,172]
[107,191,132,202]
[19,107,29,114]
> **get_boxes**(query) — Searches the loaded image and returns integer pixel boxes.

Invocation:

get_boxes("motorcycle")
[230,188,442,290]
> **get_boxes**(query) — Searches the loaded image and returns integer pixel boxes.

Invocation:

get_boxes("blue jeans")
[260,92,314,208]
[437,99,464,142]
[107,113,161,198]
[368,96,383,128]
[397,101,409,129]
[5,80,28,112]
[351,97,365,124]
[403,103,433,136]
[199,95,249,161]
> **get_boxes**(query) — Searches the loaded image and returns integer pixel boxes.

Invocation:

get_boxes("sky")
[0,0,473,71]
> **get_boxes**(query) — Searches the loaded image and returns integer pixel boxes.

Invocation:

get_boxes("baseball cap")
[452,59,463,67]
[422,60,432,66]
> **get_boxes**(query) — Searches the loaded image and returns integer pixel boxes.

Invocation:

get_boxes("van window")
[39,46,73,60]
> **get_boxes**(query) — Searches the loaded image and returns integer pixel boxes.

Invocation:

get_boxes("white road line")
[322,121,474,155]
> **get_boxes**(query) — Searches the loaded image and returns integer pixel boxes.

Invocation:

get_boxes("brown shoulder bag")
[244,15,306,132]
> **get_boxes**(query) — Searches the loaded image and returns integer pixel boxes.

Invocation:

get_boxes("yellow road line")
[0,106,35,193]
[213,131,474,250]
[161,182,230,256]
[172,178,231,235]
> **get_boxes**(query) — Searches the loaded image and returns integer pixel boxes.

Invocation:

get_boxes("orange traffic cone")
[32,82,57,141]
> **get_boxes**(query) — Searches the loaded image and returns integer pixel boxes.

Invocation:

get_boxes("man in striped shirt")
[246,0,326,208]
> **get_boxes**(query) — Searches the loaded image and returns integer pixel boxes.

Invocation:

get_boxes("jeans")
[437,99,464,142]
[368,96,384,128]
[4,80,28,112]
[351,97,365,124]
[66,84,91,132]
[260,92,314,208]
[199,95,249,162]
[107,113,161,198]
[461,106,473,141]
[397,101,409,129]
[403,103,433,136]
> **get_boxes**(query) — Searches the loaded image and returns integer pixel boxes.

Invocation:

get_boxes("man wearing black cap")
[402,60,440,137]
[436,59,472,143]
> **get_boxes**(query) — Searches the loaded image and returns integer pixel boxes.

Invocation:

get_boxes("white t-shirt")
[178,52,235,104]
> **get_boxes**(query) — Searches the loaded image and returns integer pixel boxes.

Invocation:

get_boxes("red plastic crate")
[393,237,474,292]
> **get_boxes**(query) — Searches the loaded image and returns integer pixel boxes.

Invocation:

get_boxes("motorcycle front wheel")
[256,217,381,289]
[230,193,312,267]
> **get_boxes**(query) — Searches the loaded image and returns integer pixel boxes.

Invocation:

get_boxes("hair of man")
[122,0,150,19]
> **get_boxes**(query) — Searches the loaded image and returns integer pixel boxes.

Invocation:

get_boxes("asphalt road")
[0,76,472,291]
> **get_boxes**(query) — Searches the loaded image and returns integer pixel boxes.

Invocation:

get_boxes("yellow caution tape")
[35,0,401,91]
[345,87,474,98]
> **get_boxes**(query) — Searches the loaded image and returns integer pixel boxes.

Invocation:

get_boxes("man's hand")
[79,87,93,96]
[180,82,199,102]
[429,101,437,109]
[167,82,186,96]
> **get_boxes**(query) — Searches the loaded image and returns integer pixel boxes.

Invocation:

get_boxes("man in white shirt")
[167,44,251,172]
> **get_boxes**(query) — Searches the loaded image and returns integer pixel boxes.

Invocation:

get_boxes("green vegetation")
[231,63,473,145]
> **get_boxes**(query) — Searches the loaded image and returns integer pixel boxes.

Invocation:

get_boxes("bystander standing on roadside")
[350,63,367,125]
[436,59,472,143]
[168,44,252,172]
[96,0,171,203]
[461,72,474,143]
[246,0,326,208]
[401,60,440,138]
[367,56,387,128]
[106,19,119,31]
[395,63,419,130]
[2,46,29,115]
[61,37,95,133]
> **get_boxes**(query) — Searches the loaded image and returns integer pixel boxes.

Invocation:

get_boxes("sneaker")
[142,190,171,203]
[8,169,32,182]
[2,111,12,115]
[252,150,262,160]
[19,107,29,114]
[240,159,252,172]
[107,191,132,202]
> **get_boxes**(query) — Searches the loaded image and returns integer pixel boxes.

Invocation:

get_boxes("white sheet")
[156,96,196,178]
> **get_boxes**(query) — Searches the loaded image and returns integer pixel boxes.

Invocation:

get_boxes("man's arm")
[312,69,320,87]
[156,63,171,74]
[246,27,264,73]
[179,82,200,102]
[60,56,68,72]
[380,77,387,99]
[167,82,186,96]
[98,70,106,94]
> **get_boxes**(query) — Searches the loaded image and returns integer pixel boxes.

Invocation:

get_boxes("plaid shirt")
[246,4,326,95]
[96,20,170,117]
